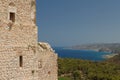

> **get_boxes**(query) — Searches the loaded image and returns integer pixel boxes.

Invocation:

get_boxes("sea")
[53,47,112,61]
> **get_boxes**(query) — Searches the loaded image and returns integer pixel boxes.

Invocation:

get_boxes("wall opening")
[38,60,42,69]
[10,12,15,22]
[19,56,23,67]
[32,70,35,75]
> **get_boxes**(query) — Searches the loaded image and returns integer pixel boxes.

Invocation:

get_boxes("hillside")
[58,57,120,80]
[70,43,120,53]
[107,54,120,64]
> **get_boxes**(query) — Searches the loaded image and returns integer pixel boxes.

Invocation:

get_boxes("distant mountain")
[70,43,120,54]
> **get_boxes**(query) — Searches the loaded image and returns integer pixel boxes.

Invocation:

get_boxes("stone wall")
[37,42,58,80]
[0,0,36,25]
[0,0,58,80]
[0,42,58,80]
[0,46,36,80]
[0,24,37,47]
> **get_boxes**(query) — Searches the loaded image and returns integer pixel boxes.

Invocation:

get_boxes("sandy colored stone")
[0,0,58,80]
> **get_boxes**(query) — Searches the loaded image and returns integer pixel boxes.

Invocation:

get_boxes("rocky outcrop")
[38,42,54,52]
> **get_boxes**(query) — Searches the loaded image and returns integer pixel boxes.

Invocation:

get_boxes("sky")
[36,0,120,47]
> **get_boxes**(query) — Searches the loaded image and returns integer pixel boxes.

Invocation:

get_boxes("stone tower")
[0,0,58,80]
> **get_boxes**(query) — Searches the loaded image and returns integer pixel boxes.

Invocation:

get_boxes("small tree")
[72,70,82,80]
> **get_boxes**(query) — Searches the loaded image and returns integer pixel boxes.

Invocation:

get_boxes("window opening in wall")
[32,70,35,75]
[10,12,15,22]
[19,56,23,67]
[38,60,42,69]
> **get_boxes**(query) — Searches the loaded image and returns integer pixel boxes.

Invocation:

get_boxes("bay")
[53,47,112,61]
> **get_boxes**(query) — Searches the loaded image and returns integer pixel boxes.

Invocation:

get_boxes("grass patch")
[58,76,72,80]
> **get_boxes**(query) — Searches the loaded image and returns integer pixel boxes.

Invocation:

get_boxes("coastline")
[63,48,100,52]
[102,53,118,59]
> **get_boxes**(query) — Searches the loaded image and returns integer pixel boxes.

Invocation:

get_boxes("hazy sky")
[36,0,120,47]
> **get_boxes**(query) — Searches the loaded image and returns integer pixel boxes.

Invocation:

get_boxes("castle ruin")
[0,0,58,80]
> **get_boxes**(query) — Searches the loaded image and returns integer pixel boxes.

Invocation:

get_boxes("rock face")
[0,0,58,80]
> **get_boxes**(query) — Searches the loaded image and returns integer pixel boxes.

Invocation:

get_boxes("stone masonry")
[0,0,58,80]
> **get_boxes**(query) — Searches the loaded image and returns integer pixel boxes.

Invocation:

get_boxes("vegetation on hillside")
[107,54,120,64]
[58,55,120,80]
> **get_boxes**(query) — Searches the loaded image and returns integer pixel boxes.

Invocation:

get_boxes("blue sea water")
[53,47,112,61]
